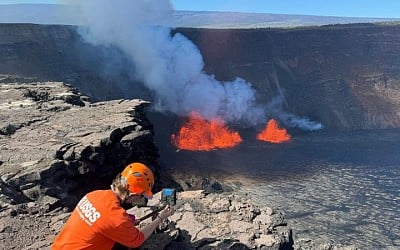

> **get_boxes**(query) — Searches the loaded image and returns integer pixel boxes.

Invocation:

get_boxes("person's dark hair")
[111,173,130,197]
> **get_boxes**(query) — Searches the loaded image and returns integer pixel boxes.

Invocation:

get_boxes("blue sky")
[1,0,400,18]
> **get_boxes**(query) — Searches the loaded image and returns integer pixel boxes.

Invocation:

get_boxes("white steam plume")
[266,95,323,131]
[64,0,322,130]
[64,0,264,125]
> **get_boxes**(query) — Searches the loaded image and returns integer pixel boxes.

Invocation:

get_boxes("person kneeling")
[52,162,174,250]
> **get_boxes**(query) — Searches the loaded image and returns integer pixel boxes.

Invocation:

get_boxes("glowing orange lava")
[257,119,291,143]
[171,112,242,151]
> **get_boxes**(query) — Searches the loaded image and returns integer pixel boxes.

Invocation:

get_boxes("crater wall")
[1,23,400,130]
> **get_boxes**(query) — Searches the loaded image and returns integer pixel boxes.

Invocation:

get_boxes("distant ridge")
[0,4,399,28]
[173,10,400,28]
[0,4,79,25]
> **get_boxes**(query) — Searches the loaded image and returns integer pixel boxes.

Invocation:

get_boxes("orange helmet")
[121,162,154,199]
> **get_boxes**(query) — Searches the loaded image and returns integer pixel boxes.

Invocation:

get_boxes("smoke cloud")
[64,0,322,130]
[266,95,323,131]
[64,0,264,125]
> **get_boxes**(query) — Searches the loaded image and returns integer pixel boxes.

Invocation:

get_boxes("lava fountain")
[171,112,242,151]
[257,119,291,143]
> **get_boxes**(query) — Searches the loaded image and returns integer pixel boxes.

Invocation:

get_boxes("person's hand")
[157,205,175,221]
[132,219,141,225]
[128,214,141,225]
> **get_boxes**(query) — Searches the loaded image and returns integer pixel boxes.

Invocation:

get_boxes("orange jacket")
[52,190,144,250]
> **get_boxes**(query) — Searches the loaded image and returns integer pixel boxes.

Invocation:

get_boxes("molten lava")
[257,119,291,143]
[171,112,242,151]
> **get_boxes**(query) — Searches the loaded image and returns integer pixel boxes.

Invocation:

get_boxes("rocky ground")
[0,80,294,249]
[0,190,294,250]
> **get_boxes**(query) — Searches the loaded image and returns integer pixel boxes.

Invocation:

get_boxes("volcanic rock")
[0,80,158,210]
[126,190,293,250]
[0,80,159,249]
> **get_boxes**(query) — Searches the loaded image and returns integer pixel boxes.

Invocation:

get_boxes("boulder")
[0,81,159,211]
[128,190,293,250]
